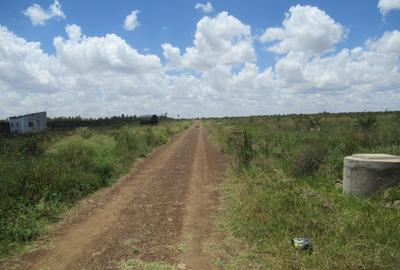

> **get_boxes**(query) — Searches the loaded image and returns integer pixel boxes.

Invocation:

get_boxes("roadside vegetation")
[0,121,190,257]
[206,112,400,269]
[118,258,176,270]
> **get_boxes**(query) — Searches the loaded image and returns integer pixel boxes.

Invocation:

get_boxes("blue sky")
[2,1,398,66]
[0,0,399,118]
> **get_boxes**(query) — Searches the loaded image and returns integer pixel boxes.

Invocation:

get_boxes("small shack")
[139,114,158,125]
[9,112,47,134]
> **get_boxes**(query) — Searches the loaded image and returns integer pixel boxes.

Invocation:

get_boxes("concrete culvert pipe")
[343,154,400,197]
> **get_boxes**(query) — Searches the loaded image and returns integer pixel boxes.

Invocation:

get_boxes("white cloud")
[195,2,214,13]
[54,24,161,74]
[0,26,60,94]
[23,0,66,26]
[0,25,168,118]
[1,7,400,119]
[161,43,182,67]
[378,0,400,15]
[366,30,400,54]
[260,5,345,55]
[272,30,400,95]
[124,10,140,31]
[65,24,82,42]
[163,11,255,71]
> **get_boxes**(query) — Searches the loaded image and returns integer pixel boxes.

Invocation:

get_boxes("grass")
[0,121,191,258]
[206,112,400,269]
[176,243,189,253]
[117,258,176,270]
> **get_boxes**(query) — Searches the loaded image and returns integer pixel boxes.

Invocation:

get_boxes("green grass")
[0,121,191,257]
[206,112,400,269]
[176,243,189,253]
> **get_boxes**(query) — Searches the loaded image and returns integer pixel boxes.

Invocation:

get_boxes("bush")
[290,143,327,176]
[46,134,116,172]
[239,129,253,167]
[20,135,44,156]
[76,127,93,139]
[357,113,377,131]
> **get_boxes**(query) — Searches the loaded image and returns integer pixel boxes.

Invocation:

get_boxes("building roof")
[9,111,46,119]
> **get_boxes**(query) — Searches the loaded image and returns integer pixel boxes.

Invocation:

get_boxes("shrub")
[240,129,253,167]
[229,129,253,168]
[115,127,144,157]
[76,127,93,139]
[290,143,327,176]
[19,135,43,156]
[357,113,377,132]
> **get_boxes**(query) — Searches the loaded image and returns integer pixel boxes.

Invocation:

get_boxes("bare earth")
[2,125,227,270]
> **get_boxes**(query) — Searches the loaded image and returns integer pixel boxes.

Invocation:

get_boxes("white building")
[9,112,47,134]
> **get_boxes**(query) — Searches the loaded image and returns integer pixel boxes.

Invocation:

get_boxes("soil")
[1,125,227,270]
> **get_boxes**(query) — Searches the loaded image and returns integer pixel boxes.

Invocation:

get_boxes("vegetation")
[118,258,176,270]
[0,113,171,133]
[206,111,400,269]
[0,121,190,257]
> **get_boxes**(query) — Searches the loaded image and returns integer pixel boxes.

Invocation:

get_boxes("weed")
[118,258,142,270]
[290,143,327,176]
[117,258,176,270]
[240,129,253,168]
[357,113,377,131]
[176,243,188,253]
[20,135,44,156]
[131,247,141,255]
[76,127,93,139]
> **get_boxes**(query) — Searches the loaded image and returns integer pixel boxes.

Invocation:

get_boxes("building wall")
[9,112,47,134]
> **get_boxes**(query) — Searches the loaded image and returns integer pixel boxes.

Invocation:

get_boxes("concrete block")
[343,154,400,197]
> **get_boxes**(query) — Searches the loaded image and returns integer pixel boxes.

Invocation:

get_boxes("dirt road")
[3,125,227,270]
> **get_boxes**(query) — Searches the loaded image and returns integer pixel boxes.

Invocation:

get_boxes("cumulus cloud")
[378,0,400,15]
[1,7,400,119]
[65,24,82,42]
[124,10,140,31]
[260,5,345,55]
[0,25,168,118]
[163,11,255,71]
[54,24,160,74]
[195,2,214,13]
[366,30,400,54]
[273,30,400,95]
[0,26,60,93]
[161,43,182,67]
[23,0,66,26]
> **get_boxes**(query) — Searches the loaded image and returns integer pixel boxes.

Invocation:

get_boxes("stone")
[177,263,187,269]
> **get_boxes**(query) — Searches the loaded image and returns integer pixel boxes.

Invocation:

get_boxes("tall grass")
[0,121,190,257]
[207,112,400,269]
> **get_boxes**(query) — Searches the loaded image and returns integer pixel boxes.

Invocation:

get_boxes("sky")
[0,0,400,118]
